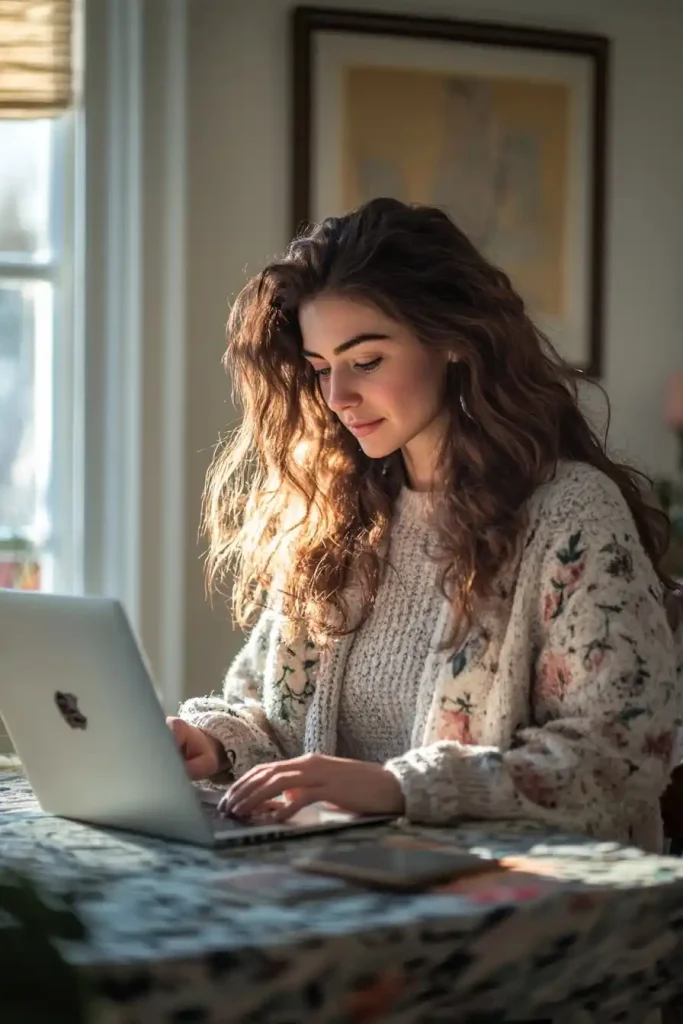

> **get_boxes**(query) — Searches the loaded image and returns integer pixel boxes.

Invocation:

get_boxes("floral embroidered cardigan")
[181,462,682,851]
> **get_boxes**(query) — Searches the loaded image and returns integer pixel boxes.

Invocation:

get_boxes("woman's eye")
[355,357,382,373]
[313,357,382,380]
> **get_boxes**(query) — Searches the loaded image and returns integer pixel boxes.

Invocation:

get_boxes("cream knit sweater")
[336,487,442,762]
[180,462,682,851]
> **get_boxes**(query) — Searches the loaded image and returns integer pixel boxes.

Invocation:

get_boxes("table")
[2,770,683,1023]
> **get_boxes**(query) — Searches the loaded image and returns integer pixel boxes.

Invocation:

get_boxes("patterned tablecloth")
[2,769,683,1023]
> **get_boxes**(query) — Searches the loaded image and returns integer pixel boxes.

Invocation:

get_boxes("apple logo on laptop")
[54,691,88,730]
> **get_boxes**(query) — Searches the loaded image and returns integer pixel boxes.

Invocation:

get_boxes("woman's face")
[299,294,450,489]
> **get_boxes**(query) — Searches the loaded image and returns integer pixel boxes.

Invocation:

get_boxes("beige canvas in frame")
[311,31,595,368]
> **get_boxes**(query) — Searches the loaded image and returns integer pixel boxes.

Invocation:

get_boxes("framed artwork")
[292,7,609,376]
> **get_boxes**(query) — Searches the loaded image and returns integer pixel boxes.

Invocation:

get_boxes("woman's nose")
[326,373,361,412]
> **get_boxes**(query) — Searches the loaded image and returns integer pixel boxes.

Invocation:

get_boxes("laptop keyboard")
[200,799,235,827]
[196,787,391,840]
[199,795,268,834]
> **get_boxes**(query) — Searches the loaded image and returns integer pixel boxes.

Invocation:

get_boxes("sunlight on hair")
[202,198,672,646]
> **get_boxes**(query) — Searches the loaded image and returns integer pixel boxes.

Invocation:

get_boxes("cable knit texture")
[180,462,682,852]
[336,487,443,762]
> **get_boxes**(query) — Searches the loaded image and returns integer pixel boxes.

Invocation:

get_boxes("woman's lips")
[347,418,385,438]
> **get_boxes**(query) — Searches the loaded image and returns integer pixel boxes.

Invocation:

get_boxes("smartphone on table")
[295,844,499,892]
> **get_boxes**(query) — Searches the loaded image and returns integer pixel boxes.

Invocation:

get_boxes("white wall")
[183,0,683,698]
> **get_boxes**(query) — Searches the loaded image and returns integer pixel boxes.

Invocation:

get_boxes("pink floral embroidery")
[585,647,606,672]
[439,695,475,743]
[563,560,586,589]
[543,530,586,621]
[643,731,675,763]
[509,763,557,809]
[536,651,572,702]
[543,591,562,621]
[543,559,586,621]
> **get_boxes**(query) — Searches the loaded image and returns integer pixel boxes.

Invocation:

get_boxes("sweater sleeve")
[178,610,286,780]
[385,485,681,844]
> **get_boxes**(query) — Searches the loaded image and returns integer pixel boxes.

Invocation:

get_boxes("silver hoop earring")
[459,392,474,421]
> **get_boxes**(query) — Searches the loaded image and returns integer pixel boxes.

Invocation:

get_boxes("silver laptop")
[0,590,391,846]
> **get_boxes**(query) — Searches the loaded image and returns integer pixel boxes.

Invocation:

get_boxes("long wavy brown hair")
[204,197,671,647]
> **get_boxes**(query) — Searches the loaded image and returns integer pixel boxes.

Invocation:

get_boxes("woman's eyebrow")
[302,332,391,359]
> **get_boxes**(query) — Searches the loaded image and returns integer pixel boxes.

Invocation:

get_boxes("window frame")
[1,0,189,763]
[0,111,83,595]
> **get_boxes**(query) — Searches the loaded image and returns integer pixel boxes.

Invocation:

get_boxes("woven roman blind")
[0,0,73,118]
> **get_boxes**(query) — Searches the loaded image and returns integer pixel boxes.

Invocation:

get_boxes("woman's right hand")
[166,717,226,780]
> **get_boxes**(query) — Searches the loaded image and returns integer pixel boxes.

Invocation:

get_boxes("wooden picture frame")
[292,6,609,377]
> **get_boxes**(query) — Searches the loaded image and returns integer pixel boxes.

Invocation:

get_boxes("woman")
[169,198,680,851]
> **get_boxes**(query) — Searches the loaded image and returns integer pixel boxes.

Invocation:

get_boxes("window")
[0,115,79,593]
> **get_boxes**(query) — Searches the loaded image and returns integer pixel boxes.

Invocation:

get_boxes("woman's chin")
[359,436,398,459]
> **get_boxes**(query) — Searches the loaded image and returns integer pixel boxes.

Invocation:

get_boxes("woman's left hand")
[218,753,406,822]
